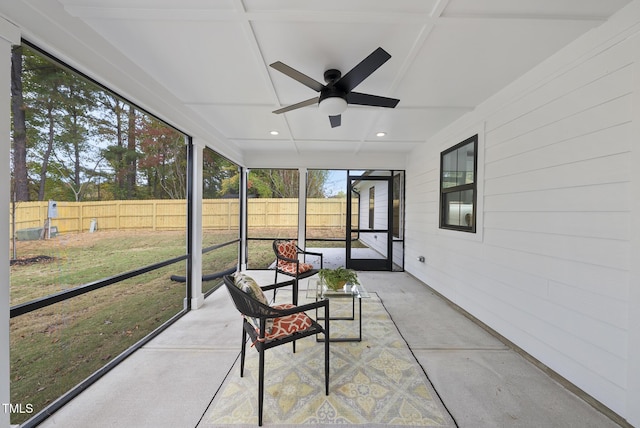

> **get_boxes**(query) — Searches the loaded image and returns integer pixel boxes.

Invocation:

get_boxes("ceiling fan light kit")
[270,47,400,128]
[318,96,347,116]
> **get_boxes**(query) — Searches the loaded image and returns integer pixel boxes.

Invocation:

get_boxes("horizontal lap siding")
[405,155,439,274]
[487,68,630,407]
[406,11,637,418]
[484,39,633,411]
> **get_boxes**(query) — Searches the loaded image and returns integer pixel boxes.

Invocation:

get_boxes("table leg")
[317,295,362,342]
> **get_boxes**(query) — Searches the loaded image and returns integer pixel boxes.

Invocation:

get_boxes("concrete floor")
[36,271,624,428]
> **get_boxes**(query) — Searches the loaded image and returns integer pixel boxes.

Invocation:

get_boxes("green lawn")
[8,228,347,424]
[10,268,184,424]
[9,229,242,424]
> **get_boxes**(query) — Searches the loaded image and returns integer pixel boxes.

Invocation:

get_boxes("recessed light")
[270,130,279,136]
[376,132,386,137]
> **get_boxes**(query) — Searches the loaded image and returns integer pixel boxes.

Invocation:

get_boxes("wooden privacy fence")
[10,198,351,236]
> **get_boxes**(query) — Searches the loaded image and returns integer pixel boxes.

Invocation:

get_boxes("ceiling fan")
[270,47,400,128]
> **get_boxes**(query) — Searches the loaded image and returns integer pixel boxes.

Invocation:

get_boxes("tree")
[203,149,237,198]
[220,169,328,198]
[97,94,129,199]
[125,105,137,197]
[11,45,189,203]
[30,60,63,201]
[20,48,73,201]
[18,47,105,202]
[52,70,103,201]
[11,45,29,201]
[136,116,186,199]
[246,169,298,198]
[307,170,328,198]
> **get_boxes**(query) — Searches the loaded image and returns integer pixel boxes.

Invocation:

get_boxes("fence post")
[116,201,121,230]
[9,202,13,240]
[153,201,157,231]
[39,201,45,228]
[78,202,83,233]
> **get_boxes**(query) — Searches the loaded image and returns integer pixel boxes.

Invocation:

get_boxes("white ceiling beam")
[430,0,451,18]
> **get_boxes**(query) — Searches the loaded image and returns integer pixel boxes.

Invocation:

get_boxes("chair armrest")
[299,249,322,258]
[267,298,328,318]
[295,246,323,267]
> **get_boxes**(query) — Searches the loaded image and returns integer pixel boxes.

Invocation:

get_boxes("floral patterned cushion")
[276,240,314,274]
[276,240,298,260]
[258,303,313,341]
[277,260,314,275]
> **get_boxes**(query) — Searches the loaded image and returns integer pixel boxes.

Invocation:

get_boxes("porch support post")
[627,32,640,428]
[298,168,307,249]
[240,168,249,271]
[189,139,204,309]
[1,18,20,428]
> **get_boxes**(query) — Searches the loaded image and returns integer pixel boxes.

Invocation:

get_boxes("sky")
[323,170,347,197]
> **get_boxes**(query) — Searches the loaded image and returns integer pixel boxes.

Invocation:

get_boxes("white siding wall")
[405,2,640,425]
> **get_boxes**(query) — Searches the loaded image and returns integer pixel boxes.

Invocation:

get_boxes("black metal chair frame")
[272,239,323,305]
[223,275,330,426]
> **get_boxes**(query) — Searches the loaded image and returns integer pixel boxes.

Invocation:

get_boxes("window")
[440,135,477,232]
[392,172,403,239]
[368,187,375,229]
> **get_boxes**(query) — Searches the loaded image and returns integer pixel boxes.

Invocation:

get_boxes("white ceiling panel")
[295,140,369,153]
[349,140,421,154]
[363,107,472,142]
[244,0,438,14]
[188,104,290,140]
[396,18,603,107]
[3,0,633,164]
[286,107,375,141]
[84,19,273,104]
[443,0,632,19]
[231,139,299,153]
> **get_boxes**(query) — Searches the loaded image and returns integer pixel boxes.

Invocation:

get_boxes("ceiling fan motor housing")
[320,69,347,103]
[323,69,342,84]
[319,85,347,103]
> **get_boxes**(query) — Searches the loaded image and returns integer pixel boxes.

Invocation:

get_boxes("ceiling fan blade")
[336,47,391,93]
[270,61,324,92]
[329,115,341,128]
[273,97,319,114]
[347,92,399,108]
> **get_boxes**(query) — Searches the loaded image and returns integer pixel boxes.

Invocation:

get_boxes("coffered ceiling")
[0,0,633,167]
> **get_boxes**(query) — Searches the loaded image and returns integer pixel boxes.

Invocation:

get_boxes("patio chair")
[223,274,329,426]
[272,239,323,305]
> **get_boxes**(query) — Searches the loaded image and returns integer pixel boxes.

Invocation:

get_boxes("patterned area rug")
[201,294,455,427]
